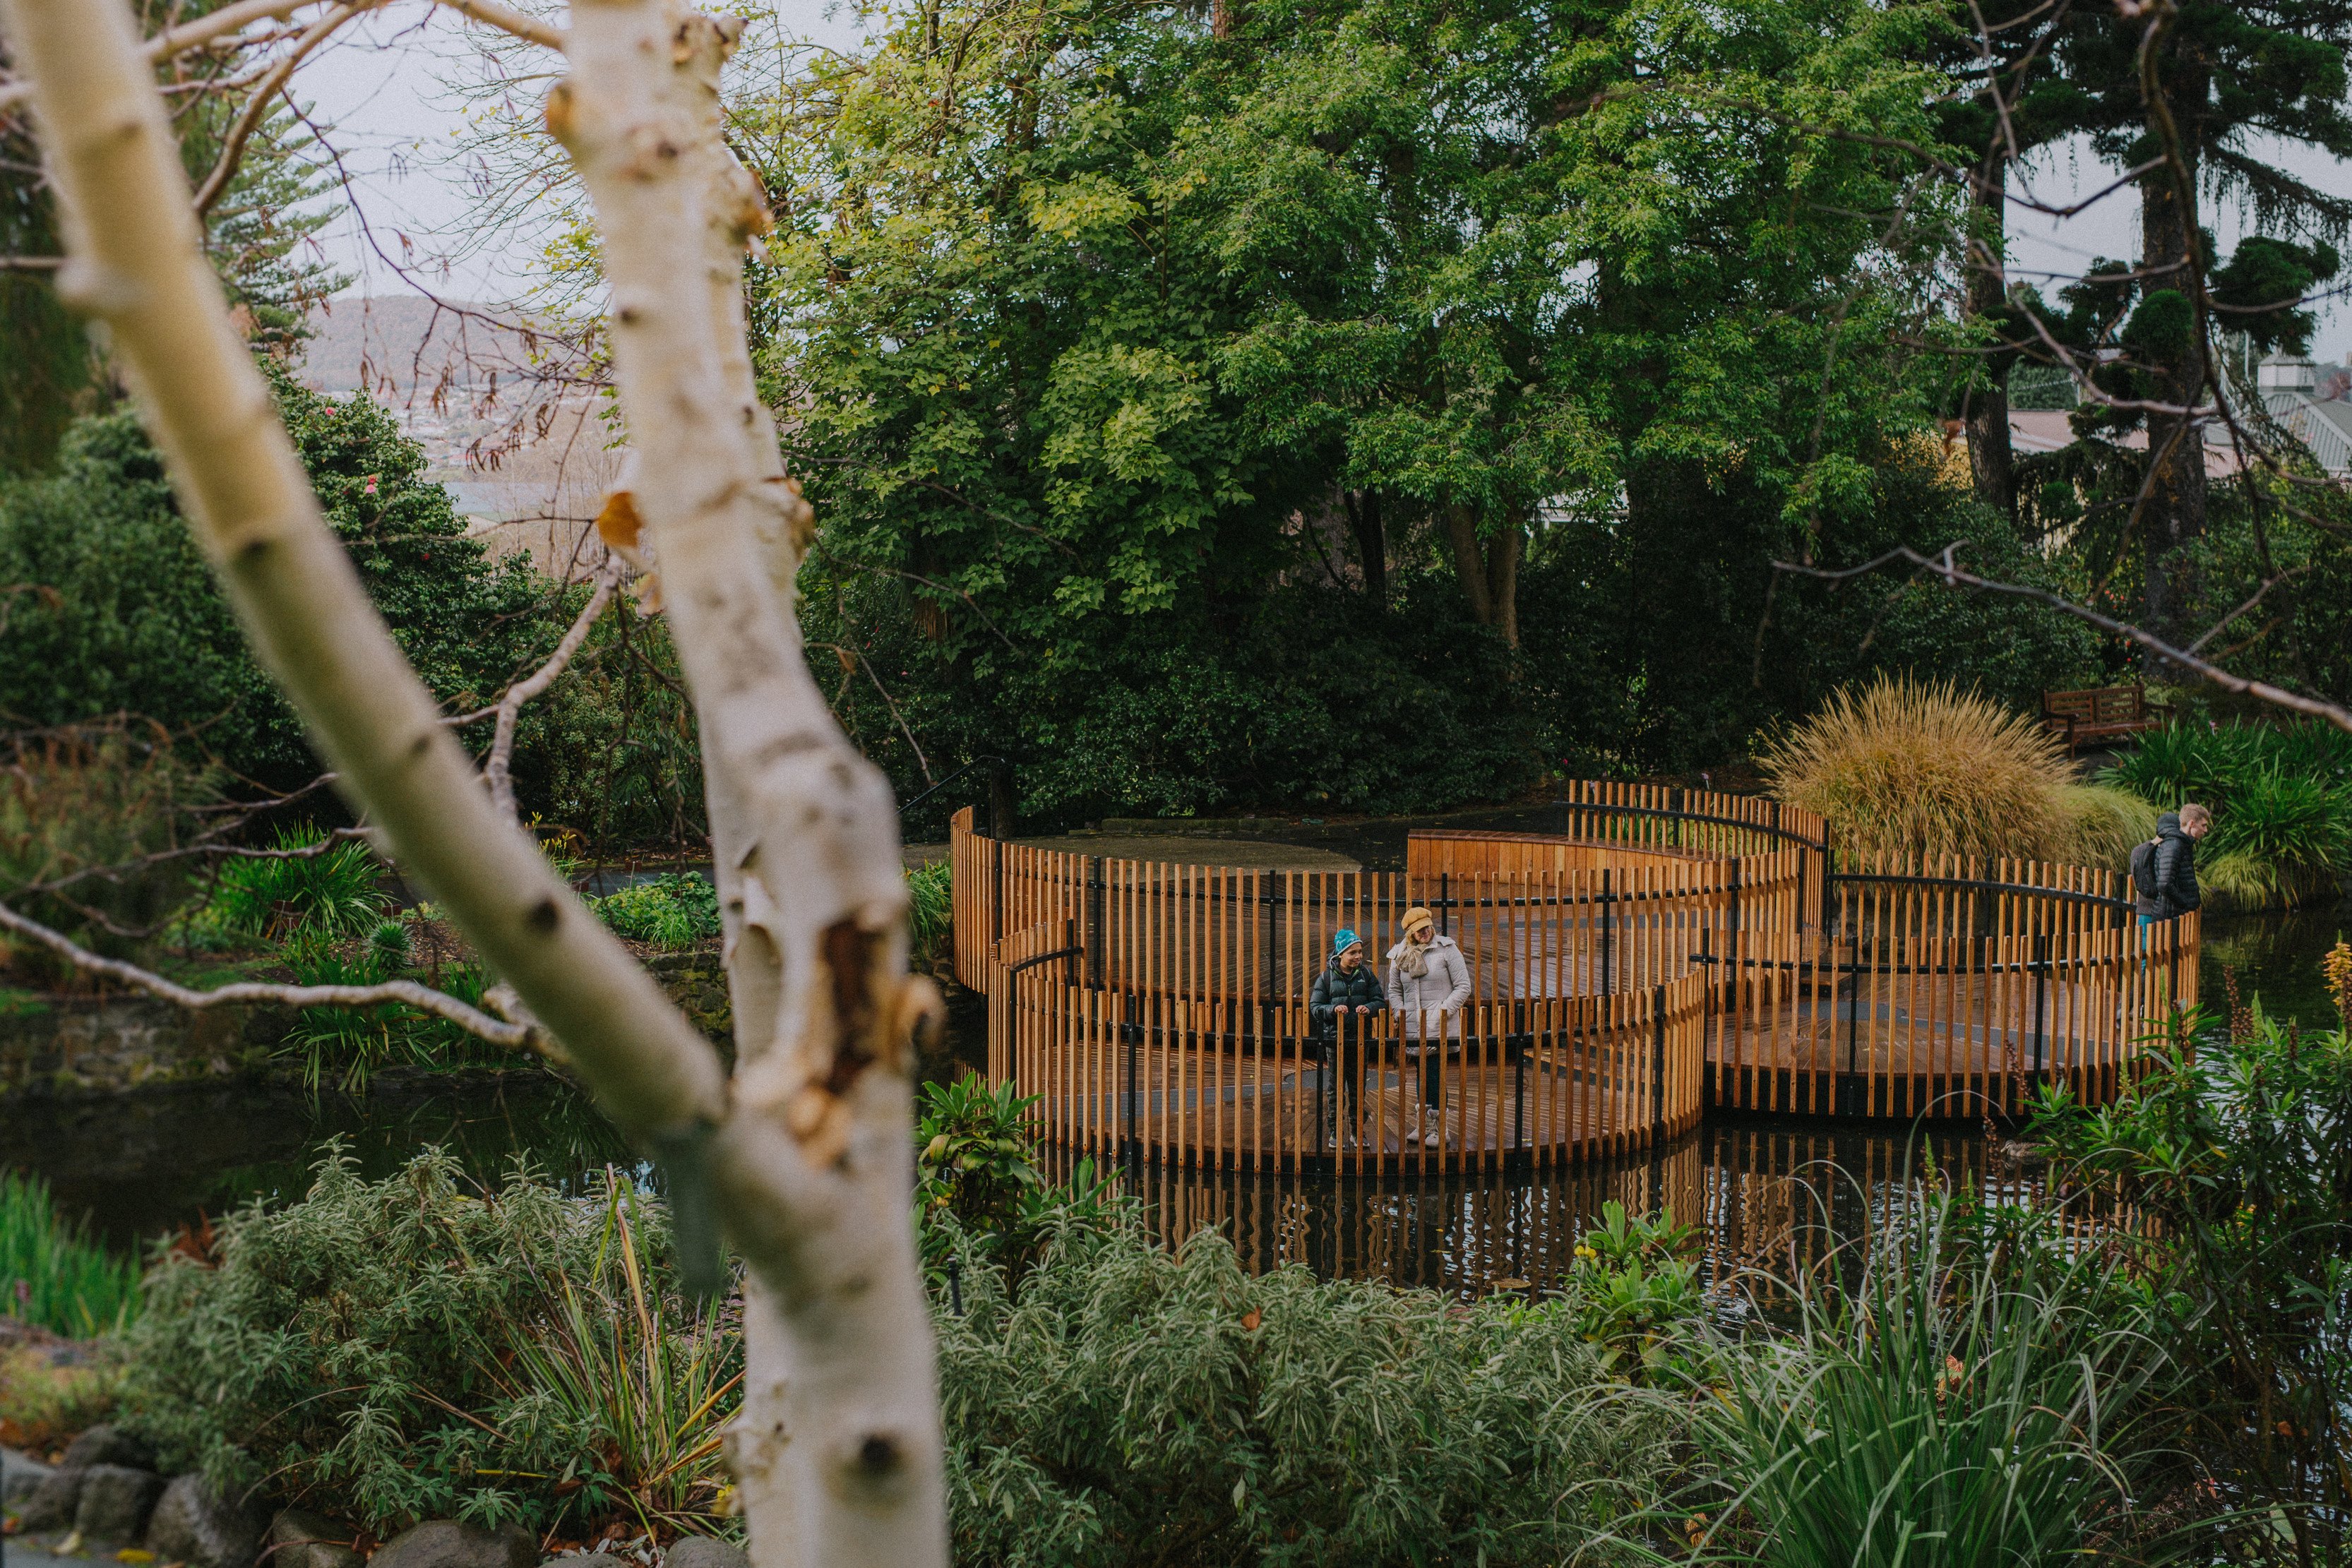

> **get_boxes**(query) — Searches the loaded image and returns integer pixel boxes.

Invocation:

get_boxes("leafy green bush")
[933,1213,1686,1567]
[591,872,720,949]
[0,374,555,790]
[120,1149,658,1534]
[205,827,389,940]
[0,722,210,978]
[1565,1202,1707,1384]
[2034,1002,2352,1564]
[1705,1198,2172,1568]
[0,1170,143,1338]
[2103,721,2352,906]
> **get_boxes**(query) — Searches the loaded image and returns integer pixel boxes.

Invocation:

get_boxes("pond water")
[4,904,2339,1298]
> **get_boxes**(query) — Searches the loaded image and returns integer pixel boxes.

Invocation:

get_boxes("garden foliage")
[931,1212,1686,1567]
[760,0,2093,826]
[1706,1198,2172,1568]
[0,1171,143,1339]
[0,371,551,791]
[2102,721,2352,906]
[120,1149,703,1536]
[2034,1004,2352,1565]
[590,872,722,950]
[0,722,212,976]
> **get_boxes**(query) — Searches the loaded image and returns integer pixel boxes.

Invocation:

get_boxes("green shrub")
[119,1149,663,1534]
[933,1213,1686,1567]
[0,723,210,978]
[1705,1198,2172,1568]
[0,1170,143,1339]
[2103,721,2352,906]
[591,872,720,949]
[2034,1003,2352,1564]
[206,826,389,940]
[0,381,557,790]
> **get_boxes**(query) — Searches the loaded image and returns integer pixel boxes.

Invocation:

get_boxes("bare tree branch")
[486,550,621,821]
[0,897,541,1047]
[1775,543,2352,734]
[189,0,362,218]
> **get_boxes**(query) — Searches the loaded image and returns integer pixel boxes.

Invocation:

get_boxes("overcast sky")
[292,20,2352,363]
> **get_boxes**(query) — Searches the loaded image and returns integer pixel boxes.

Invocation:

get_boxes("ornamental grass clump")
[1761,675,2092,863]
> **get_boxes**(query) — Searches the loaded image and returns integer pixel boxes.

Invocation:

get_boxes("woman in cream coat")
[1385,905,1470,1146]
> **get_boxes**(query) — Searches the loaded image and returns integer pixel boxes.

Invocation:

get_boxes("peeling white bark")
[4,0,947,1562]
[547,3,945,1562]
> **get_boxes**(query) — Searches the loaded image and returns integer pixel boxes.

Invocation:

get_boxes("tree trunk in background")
[1344,488,1387,605]
[2137,80,2210,664]
[1446,502,1521,647]
[1963,175,2017,518]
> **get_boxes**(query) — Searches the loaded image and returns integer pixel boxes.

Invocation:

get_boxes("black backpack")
[2129,836,2162,899]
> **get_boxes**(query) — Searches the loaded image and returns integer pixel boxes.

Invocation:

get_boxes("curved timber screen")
[949,782,2197,1173]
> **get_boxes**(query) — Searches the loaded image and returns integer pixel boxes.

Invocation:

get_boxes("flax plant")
[1703,1199,2173,1568]
[0,1170,141,1338]
[490,1180,742,1540]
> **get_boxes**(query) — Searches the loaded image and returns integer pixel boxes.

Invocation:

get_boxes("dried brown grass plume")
[1760,675,2147,865]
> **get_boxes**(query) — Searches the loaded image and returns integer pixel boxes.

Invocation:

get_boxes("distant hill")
[297,294,556,400]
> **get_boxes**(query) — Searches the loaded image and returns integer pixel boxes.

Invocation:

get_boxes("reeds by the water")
[0,1169,142,1338]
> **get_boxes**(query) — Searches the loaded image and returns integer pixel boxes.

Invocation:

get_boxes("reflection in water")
[2201,906,2349,1029]
[1091,1120,2059,1300]
[0,1072,634,1250]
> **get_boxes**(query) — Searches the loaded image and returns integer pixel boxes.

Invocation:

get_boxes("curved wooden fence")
[950,784,2198,1171]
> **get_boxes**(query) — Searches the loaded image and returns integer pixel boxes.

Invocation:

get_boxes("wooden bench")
[2041,683,2160,751]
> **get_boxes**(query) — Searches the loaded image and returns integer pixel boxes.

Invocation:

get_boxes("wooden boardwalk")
[954,783,2199,1169]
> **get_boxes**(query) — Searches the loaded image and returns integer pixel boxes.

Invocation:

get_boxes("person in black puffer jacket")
[2133,803,2210,925]
[1309,929,1383,1146]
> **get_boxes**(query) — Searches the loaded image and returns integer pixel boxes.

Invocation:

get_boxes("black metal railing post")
[1650,983,1668,1135]
[1601,869,1615,995]
[2031,931,2050,1079]
[1122,1018,1141,1181]
[1086,854,1104,990]
[989,834,1005,950]
[1439,870,1450,935]
[1513,1038,1527,1154]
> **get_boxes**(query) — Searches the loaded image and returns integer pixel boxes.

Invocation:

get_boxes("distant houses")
[2005,352,2352,483]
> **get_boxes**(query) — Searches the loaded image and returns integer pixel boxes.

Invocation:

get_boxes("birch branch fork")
[549,1,946,1562]
[7,0,948,1561]
[0,0,720,1142]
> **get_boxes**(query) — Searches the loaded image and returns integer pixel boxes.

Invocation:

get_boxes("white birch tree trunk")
[0,0,948,1560]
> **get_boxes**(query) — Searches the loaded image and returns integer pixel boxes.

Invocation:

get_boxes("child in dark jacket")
[1309,929,1381,1145]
